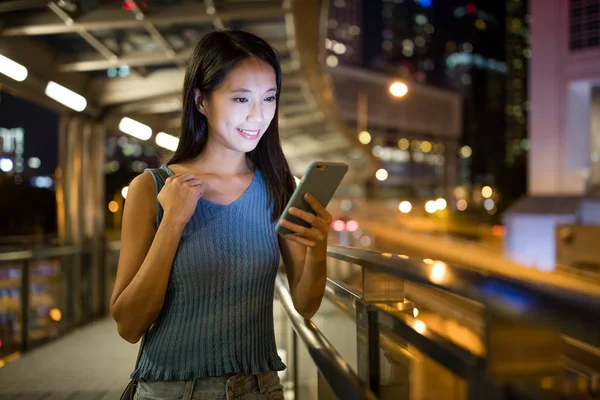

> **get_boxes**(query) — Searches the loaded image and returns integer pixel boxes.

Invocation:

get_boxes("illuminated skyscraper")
[326,0,363,67]
[505,0,529,166]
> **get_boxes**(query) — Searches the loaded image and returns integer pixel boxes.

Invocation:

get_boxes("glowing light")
[389,81,408,97]
[346,220,359,232]
[435,198,447,211]
[413,308,419,318]
[0,158,14,172]
[108,201,119,213]
[420,141,432,152]
[457,199,468,211]
[358,130,371,144]
[425,200,437,214]
[119,117,152,140]
[121,186,129,199]
[0,54,28,82]
[155,131,179,151]
[411,140,421,151]
[359,235,372,247]
[413,320,427,334]
[28,157,41,169]
[399,201,412,213]
[460,145,472,159]
[430,261,447,283]
[398,138,409,150]
[492,225,505,237]
[326,55,339,67]
[466,3,477,13]
[481,186,493,198]
[332,220,345,232]
[375,168,388,181]
[484,199,495,211]
[49,308,62,322]
[45,81,87,112]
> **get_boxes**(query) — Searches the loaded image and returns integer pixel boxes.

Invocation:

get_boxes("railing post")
[356,302,381,396]
[292,331,299,400]
[357,269,413,397]
[20,260,29,353]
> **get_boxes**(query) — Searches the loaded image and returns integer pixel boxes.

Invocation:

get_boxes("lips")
[237,128,260,140]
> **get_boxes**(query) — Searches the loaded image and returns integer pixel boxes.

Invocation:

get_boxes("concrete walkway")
[0,318,139,400]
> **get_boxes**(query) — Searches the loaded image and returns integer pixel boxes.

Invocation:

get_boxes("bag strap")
[133,335,146,372]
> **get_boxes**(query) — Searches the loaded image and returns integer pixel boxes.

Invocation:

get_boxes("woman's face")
[196,57,278,154]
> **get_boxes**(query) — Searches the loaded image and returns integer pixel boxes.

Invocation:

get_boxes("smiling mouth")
[237,128,260,136]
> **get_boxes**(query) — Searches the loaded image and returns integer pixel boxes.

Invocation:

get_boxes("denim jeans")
[134,370,285,400]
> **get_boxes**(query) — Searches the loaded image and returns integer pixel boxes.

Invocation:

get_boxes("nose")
[246,100,264,123]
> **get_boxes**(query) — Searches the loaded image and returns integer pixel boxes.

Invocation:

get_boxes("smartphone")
[276,161,349,235]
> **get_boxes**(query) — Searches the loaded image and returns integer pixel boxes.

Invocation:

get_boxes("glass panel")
[0,263,22,359]
[28,258,65,347]
[378,329,468,400]
[312,296,358,373]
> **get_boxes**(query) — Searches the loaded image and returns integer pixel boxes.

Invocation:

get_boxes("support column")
[588,87,600,195]
[56,115,106,325]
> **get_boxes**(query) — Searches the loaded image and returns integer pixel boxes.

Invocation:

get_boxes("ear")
[194,88,207,115]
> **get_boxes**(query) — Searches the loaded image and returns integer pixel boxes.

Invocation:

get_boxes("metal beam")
[91,62,299,106]
[56,39,289,72]
[2,3,285,36]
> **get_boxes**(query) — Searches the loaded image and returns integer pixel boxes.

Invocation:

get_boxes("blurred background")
[1,0,600,399]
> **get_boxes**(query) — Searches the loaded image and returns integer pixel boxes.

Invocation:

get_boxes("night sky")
[0,89,58,176]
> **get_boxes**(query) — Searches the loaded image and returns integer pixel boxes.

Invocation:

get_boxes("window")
[570,0,600,50]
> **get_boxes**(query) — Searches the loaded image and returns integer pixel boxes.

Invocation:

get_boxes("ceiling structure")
[0,0,376,182]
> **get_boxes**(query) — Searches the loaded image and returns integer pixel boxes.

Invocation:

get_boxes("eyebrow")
[230,88,277,93]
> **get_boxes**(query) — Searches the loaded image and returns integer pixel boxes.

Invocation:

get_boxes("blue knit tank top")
[131,165,286,381]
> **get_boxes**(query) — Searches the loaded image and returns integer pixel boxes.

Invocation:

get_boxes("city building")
[326,0,363,67]
[503,0,600,272]
[361,1,509,216]
[505,0,530,166]
[327,64,463,208]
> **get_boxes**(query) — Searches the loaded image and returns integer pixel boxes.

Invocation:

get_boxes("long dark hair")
[168,30,295,221]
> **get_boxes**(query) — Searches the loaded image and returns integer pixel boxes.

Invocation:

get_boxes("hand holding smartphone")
[276,161,348,236]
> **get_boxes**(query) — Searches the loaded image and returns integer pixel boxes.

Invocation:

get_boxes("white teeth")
[238,128,259,135]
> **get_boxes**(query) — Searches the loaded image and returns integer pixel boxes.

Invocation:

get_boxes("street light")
[389,81,408,97]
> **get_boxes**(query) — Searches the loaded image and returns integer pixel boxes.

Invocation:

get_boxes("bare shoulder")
[124,171,157,221]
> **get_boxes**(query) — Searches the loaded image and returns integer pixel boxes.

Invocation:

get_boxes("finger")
[279,219,324,241]
[282,234,316,247]
[288,207,318,226]
[175,173,196,182]
[186,178,203,186]
[304,193,330,220]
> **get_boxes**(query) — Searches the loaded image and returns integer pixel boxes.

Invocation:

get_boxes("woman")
[110,30,331,400]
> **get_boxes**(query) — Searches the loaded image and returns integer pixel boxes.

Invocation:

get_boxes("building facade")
[504,0,600,271]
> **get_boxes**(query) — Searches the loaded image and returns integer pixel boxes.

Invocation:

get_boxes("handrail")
[327,245,600,349]
[0,245,91,263]
[274,276,378,400]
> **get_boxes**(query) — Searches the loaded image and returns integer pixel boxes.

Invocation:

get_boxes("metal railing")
[1,239,599,399]
[275,276,377,400]
[318,245,600,399]
[0,241,120,359]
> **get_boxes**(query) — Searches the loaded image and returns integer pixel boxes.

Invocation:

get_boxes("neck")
[186,138,253,176]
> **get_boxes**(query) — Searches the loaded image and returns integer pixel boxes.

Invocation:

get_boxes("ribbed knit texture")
[131,165,286,382]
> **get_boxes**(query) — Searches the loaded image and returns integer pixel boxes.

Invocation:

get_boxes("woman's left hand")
[279,193,332,248]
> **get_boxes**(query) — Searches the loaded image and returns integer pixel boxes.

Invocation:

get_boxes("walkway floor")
[0,318,139,400]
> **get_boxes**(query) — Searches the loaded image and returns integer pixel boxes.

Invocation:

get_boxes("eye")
[264,96,276,102]
[233,98,248,103]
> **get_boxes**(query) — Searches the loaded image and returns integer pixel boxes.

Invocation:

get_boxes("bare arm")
[110,171,203,343]
[278,193,331,320]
